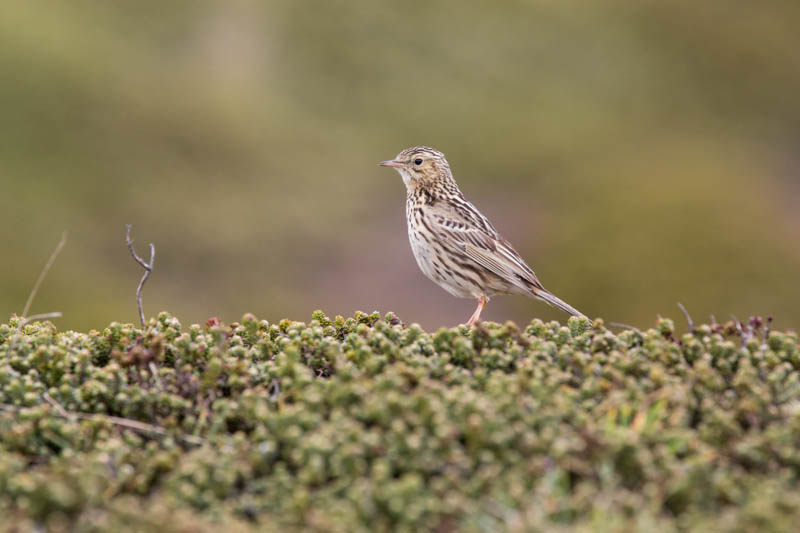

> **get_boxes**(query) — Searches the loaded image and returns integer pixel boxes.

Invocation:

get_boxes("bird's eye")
[414,158,423,165]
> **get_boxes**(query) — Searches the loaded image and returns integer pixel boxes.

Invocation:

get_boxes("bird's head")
[379,146,453,189]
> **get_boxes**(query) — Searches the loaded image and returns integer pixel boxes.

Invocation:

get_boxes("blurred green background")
[2,1,799,332]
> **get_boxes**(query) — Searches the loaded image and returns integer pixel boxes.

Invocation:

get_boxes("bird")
[379,146,586,325]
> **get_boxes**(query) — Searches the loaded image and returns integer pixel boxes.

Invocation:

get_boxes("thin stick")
[125,225,155,328]
[609,322,641,332]
[42,391,71,418]
[677,302,694,333]
[22,232,67,318]
[19,312,63,326]
[1,400,204,447]
[10,312,63,352]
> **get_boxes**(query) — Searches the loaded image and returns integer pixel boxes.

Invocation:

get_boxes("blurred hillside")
[1,1,798,331]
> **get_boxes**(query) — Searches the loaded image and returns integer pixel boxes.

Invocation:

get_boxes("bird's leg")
[467,295,488,325]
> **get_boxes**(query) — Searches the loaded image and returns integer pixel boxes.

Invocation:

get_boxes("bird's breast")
[404,201,476,298]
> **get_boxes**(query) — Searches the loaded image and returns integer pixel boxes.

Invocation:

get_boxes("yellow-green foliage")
[2,312,800,531]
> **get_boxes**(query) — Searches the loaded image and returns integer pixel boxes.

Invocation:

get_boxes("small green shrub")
[1,311,799,531]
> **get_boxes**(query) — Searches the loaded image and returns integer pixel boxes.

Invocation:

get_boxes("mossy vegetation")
[2,311,800,531]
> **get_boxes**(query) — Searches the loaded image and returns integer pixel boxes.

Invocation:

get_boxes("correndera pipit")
[379,146,586,325]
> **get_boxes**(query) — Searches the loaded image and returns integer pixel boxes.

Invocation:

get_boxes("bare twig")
[1,399,204,447]
[42,391,71,418]
[19,312,63,326]
[10,232,65,352]
[125,224,155,328]
[609,322,641,332]
[22,232,67,318]
[9,313,63,352]
[677,302,694,333]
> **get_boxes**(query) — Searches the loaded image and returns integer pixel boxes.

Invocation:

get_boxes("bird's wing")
[427,202,544,292]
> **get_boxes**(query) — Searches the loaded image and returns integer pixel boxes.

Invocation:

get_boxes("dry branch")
[22,232,66,318]
[125,224,155,328]
[0,395,204,447]
[677,302,694,333]
[609,322,641,332]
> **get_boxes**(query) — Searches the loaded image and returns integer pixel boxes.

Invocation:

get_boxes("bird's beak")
[378,159,403,168]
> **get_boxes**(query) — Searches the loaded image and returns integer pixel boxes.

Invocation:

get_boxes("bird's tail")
[532,288,587,318]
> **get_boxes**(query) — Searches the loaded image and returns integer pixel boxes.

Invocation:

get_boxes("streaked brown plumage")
[379,146,586,325]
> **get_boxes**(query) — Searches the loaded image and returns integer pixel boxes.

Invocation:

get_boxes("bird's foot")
[466,295,488,326]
